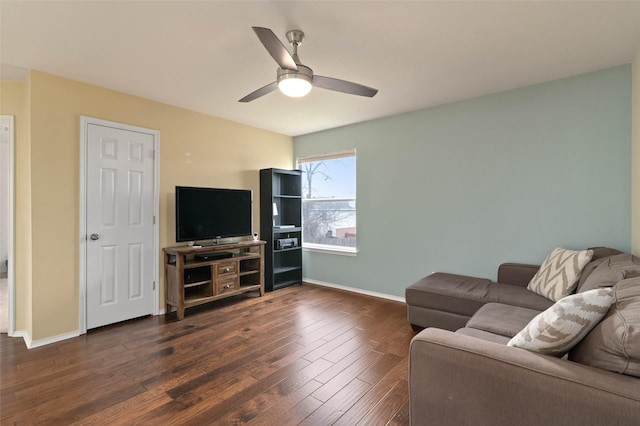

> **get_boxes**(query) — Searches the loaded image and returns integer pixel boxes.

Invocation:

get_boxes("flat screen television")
[175,186,253,242]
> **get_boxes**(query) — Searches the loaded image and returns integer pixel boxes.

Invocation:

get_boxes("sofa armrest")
[409,328,640,426]
[497,263,539,287]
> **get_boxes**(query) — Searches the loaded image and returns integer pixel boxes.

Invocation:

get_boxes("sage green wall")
[294,65,632,298]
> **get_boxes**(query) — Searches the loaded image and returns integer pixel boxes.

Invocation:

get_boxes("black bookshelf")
[260,168,303,291]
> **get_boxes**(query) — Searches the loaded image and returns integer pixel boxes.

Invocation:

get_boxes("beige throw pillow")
[507,288,614,357]
[527,247,593,301]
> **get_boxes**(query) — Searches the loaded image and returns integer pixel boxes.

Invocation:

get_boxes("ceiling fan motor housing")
[277,64,313,85]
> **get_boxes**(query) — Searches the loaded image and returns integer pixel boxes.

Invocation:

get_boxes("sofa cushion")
[484,283,554,312]
[577,253,640,293]
[588,246,625,260]
[527,247,593,301]
[455,327,511,345]
[466,303,541,338]
[576,247,624,291]
[507,288,614,357]
[570,277,640,377]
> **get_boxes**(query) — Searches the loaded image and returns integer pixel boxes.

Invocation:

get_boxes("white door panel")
[86,123,155,329]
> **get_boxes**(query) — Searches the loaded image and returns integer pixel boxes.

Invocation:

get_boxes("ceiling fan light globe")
[278,77,312,97]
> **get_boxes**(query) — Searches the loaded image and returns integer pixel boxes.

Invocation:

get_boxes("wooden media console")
[163,240,265,320]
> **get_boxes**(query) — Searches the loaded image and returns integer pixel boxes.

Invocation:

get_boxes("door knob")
[90,233,100,241]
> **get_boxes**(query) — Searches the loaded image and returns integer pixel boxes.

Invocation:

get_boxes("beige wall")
[633,52,640,256]
[7,71,293,342]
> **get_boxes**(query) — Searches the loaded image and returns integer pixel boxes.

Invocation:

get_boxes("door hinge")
[153,215,156,225]
[153,281,156,290]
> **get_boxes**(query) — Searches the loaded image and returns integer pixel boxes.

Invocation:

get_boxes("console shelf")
[274,266,301,274]
[163,240,265,320]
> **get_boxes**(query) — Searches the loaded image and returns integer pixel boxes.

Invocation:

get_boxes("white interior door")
[85,121,157,329]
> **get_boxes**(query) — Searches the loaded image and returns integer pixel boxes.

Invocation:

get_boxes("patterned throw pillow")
[527,247,594,301]
[507,288,614,357]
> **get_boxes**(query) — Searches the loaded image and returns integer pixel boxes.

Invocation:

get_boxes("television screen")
[175,186,253,242]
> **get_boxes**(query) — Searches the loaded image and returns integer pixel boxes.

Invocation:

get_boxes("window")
[297,149,356,254]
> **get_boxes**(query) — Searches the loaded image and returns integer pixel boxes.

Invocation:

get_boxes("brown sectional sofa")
[405,248,640,425]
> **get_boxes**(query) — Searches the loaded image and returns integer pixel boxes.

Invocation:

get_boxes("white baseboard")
[14,330,81,349]
[303,278,406,303]
[29,330,81,349]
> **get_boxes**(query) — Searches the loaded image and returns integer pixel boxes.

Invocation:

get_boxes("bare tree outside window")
[298,153,356,250]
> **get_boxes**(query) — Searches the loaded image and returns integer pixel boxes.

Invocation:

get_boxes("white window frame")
[297,149,357,256]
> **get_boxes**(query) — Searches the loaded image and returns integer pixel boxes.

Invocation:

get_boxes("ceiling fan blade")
[252,27,298,71]
[239,81,278,103]
[313,75,378,97]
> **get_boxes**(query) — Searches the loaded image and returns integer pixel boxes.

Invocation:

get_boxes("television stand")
[163,240,265,320]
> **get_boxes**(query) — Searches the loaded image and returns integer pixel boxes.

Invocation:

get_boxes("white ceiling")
[2,1,640,136]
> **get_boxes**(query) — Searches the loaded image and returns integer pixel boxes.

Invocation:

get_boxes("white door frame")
[79,116,160,334]
[1,115,15,336]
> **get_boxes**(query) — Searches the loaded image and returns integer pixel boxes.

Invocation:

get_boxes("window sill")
[302,243,358,256]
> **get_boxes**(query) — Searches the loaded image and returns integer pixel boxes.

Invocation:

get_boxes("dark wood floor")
[1,284,416,425]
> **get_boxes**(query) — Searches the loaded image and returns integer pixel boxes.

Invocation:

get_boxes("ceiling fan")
[239,27,378,102]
